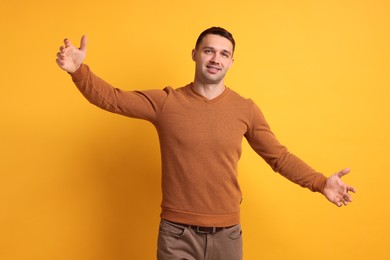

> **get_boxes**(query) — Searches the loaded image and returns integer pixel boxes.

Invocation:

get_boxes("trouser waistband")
[164,219,232,234]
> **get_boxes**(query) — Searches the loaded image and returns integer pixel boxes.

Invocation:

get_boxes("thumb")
[80,35,87,52]
[336,168,351,178]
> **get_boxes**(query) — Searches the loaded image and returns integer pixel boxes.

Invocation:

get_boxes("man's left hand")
[323,168,356,207]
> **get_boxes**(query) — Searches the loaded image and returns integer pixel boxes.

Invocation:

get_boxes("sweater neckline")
[187,83,230,104]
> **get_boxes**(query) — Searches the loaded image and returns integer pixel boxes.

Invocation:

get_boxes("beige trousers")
[157,219,243,260]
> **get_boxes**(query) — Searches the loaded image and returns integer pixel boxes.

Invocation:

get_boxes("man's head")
[195,27,236,54]
[192,27,235,86]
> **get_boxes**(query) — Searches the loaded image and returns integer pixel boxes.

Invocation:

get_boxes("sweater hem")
[160,207,240,227]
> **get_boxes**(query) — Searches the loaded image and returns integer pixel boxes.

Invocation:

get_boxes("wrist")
[68,64,82,74]
[69,64,88,82]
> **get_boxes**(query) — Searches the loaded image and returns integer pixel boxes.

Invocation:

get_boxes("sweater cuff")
[314,174,328,194]
[69,64,89,82]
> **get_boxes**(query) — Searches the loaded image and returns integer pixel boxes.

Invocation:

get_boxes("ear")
[192,49,196,61]
[228,58,234,69]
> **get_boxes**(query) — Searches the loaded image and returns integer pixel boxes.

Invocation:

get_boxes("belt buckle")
[195,226,217,234]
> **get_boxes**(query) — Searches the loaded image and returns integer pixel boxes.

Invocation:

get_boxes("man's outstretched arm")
[55,35,168,122]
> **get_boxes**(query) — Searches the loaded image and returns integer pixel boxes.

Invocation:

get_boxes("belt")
[166,220,225,234]
[190,225,224,234]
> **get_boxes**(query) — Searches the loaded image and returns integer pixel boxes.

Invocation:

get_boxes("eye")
[221,52,230,58]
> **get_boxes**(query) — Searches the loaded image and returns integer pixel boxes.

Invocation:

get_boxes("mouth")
[206,65,221,74]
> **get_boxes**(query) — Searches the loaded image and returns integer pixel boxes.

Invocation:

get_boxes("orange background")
[1,0,389,259]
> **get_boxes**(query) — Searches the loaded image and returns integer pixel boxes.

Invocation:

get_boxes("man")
[56,27,356,260]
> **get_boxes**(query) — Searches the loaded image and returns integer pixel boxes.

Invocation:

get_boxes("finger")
[336,168,350,178]
[347,185,357,193]
[80,35,87,52]
[64,38,72,48]
[343,193,353,202]
[336,196,349,206]
[56,58,64,67]
[59,45,66,53]
[342,198,349,206]
[57,52,65,59]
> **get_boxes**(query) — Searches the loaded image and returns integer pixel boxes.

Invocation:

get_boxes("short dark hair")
[195,27,236,53]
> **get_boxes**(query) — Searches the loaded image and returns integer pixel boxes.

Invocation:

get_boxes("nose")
[210,53,220,64]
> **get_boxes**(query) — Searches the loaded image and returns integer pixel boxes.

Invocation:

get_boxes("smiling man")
[56,27,356,260]
[192,31,234,97]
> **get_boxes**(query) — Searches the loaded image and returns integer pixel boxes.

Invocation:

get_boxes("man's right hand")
[56,35,87,73]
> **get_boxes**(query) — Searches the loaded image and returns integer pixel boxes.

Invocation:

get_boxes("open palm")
[56,35,87,73]
[323,168,356,207]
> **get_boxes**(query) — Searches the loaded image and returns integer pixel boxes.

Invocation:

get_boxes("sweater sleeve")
[245,101,327,193]
[70,64,168,123]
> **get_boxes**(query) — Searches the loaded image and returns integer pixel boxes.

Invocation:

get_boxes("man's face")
[192,34,234,85]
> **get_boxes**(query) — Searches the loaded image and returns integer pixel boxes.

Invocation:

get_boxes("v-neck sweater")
[70,64,327,227]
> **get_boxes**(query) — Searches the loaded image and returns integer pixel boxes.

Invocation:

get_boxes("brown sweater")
[71,64,327,227]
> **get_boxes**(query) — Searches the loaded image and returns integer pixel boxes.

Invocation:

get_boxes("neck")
[192,80,226,100]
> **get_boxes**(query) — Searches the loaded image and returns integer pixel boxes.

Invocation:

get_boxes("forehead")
[197,34,234,53]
